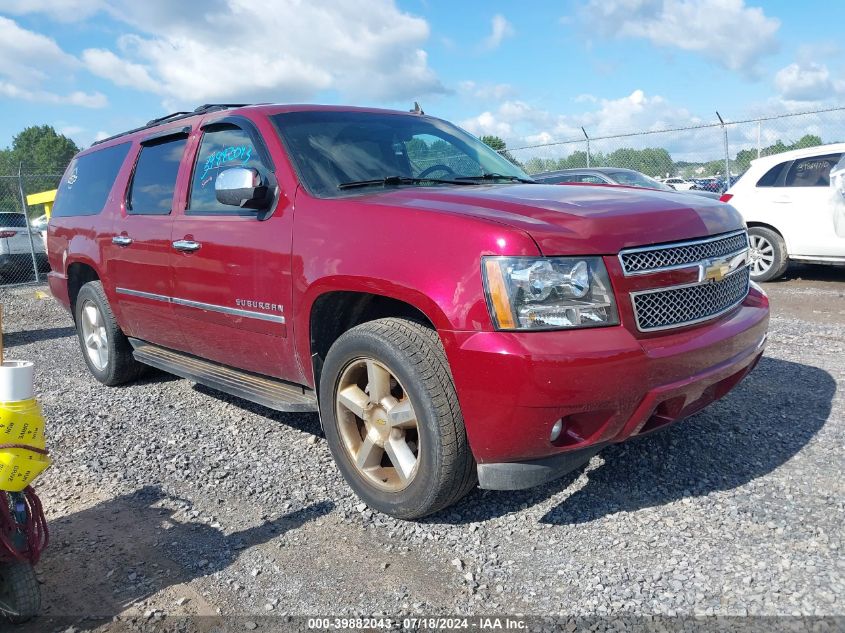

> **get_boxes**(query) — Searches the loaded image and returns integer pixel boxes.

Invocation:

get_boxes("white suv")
[723,142,845,281]
[0,212,48,281]
[663,177,695,191]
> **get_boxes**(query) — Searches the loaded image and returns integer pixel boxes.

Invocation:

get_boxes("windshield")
[272,110,531,198]
[609,171,673,191]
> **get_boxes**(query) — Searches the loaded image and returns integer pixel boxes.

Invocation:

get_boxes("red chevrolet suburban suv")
[48,104,769,519]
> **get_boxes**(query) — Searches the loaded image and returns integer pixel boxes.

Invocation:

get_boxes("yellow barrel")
[0,398,51,491]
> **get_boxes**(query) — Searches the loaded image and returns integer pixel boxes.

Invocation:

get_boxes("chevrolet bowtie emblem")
[699,251,748,284]
[703,261,731,282]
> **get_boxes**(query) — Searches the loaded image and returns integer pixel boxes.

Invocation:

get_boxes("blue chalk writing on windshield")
[200,145,253,182]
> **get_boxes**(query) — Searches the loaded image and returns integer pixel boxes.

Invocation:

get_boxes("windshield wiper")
[455,173,536,184]
[338,175,475,190]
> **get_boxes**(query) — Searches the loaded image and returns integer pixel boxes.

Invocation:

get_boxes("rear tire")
[320,318,476,519]
[748,226,788,282]
[0,562,41,624]
[74,281,144,385]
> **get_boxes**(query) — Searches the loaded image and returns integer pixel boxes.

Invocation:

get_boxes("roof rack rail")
[91,103,252,147]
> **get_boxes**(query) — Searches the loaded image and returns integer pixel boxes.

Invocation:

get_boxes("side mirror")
[215,167,271,209]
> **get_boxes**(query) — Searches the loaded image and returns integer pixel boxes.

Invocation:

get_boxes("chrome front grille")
[632,267,750,332]
[620,230,749,275]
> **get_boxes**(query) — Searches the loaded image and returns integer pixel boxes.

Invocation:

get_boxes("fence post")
[756,120,762,158]
[716,112,730,193]
[16,163,40,283]
[582,127,590,168]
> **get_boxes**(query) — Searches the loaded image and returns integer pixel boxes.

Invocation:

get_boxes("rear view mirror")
[215,167,270,209]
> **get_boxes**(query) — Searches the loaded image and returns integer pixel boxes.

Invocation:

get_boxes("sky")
[0,0,843,159]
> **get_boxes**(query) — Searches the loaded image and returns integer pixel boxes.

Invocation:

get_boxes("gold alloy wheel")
[335,358,421,491]
[80,299,109,371]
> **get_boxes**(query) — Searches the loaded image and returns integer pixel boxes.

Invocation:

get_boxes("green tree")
[0,125,79,213]
[479,135,521,167]
[7,125,79,174]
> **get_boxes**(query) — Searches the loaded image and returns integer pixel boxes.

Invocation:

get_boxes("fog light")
[550,418,564,442]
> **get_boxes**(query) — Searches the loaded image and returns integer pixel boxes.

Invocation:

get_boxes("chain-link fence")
[0,172,62,287]
[501,106,845,194]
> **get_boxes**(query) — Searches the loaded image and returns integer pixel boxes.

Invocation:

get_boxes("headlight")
[482,256,619,330]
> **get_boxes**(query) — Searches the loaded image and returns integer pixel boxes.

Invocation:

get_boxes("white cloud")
[82,48,160,93]
[481,14,514,50]
[0,0,105,22]
[59,125,85,138]
[0,17,107,108]
[581,0,780,76]
[0,81,107,107]
[774,62,845,102]
[460,90,722,161]
[458,81,515,101]
[0,16,77,85]
[71,0,445,105]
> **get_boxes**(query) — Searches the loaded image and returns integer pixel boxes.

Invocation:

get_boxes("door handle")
[112,236,133,246]
[172,239,201,252]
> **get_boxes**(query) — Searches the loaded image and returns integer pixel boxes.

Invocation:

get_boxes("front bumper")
[441,287,769,488]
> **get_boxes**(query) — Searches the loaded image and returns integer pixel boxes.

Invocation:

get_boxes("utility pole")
[581,127,590,168]
[716,112,730,193]
[17,163,40,283]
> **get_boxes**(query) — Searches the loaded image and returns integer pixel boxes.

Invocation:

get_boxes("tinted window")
[536,175,572,184]
[189,127,267,214]
[52,142,131,217]
[128,138,187,215]
[784,154,842,187]
[575,175,607,184]
[273,111,531,198]
[608,171,671,190]
[0,213,28,227]
[756,162,787,187]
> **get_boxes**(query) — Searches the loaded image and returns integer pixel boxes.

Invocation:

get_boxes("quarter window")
[127,138,186,215]
[52,142,132,217]
[189,127,268,214]
[756,162,787,187]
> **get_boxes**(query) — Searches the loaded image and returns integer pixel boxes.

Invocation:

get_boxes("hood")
[358,184,744,255]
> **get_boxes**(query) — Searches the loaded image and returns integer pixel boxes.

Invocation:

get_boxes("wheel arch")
[304,286,445,392]
[65,258,101,318]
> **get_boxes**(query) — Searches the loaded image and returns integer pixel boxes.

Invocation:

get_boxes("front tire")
[320,318,476,519]
[748,226,788,282]
[74,281,144,386]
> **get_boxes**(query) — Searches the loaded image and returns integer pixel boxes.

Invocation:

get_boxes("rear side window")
[756,162,787,187]
[784,154,842,187]
[576,174,607,184]
[0,213,28,227]
[538,175,572,184]
[127,138,187,215]
[188,127,268,214]
[52,143,132,217]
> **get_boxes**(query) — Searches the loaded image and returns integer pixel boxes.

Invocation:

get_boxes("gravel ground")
[0,264,843,631]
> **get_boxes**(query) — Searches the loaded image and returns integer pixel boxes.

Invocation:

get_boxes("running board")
[129,340,318,413]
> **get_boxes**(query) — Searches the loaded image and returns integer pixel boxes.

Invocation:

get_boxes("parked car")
[692,177,722,193]
[721,142,845,281]
[47,104,769,519]
[31,214,48,252]
[0,212,49,280]
[662,176,695,191]
[533,168,721,199]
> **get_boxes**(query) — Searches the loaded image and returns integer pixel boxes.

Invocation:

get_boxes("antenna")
[410,102,425,115]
